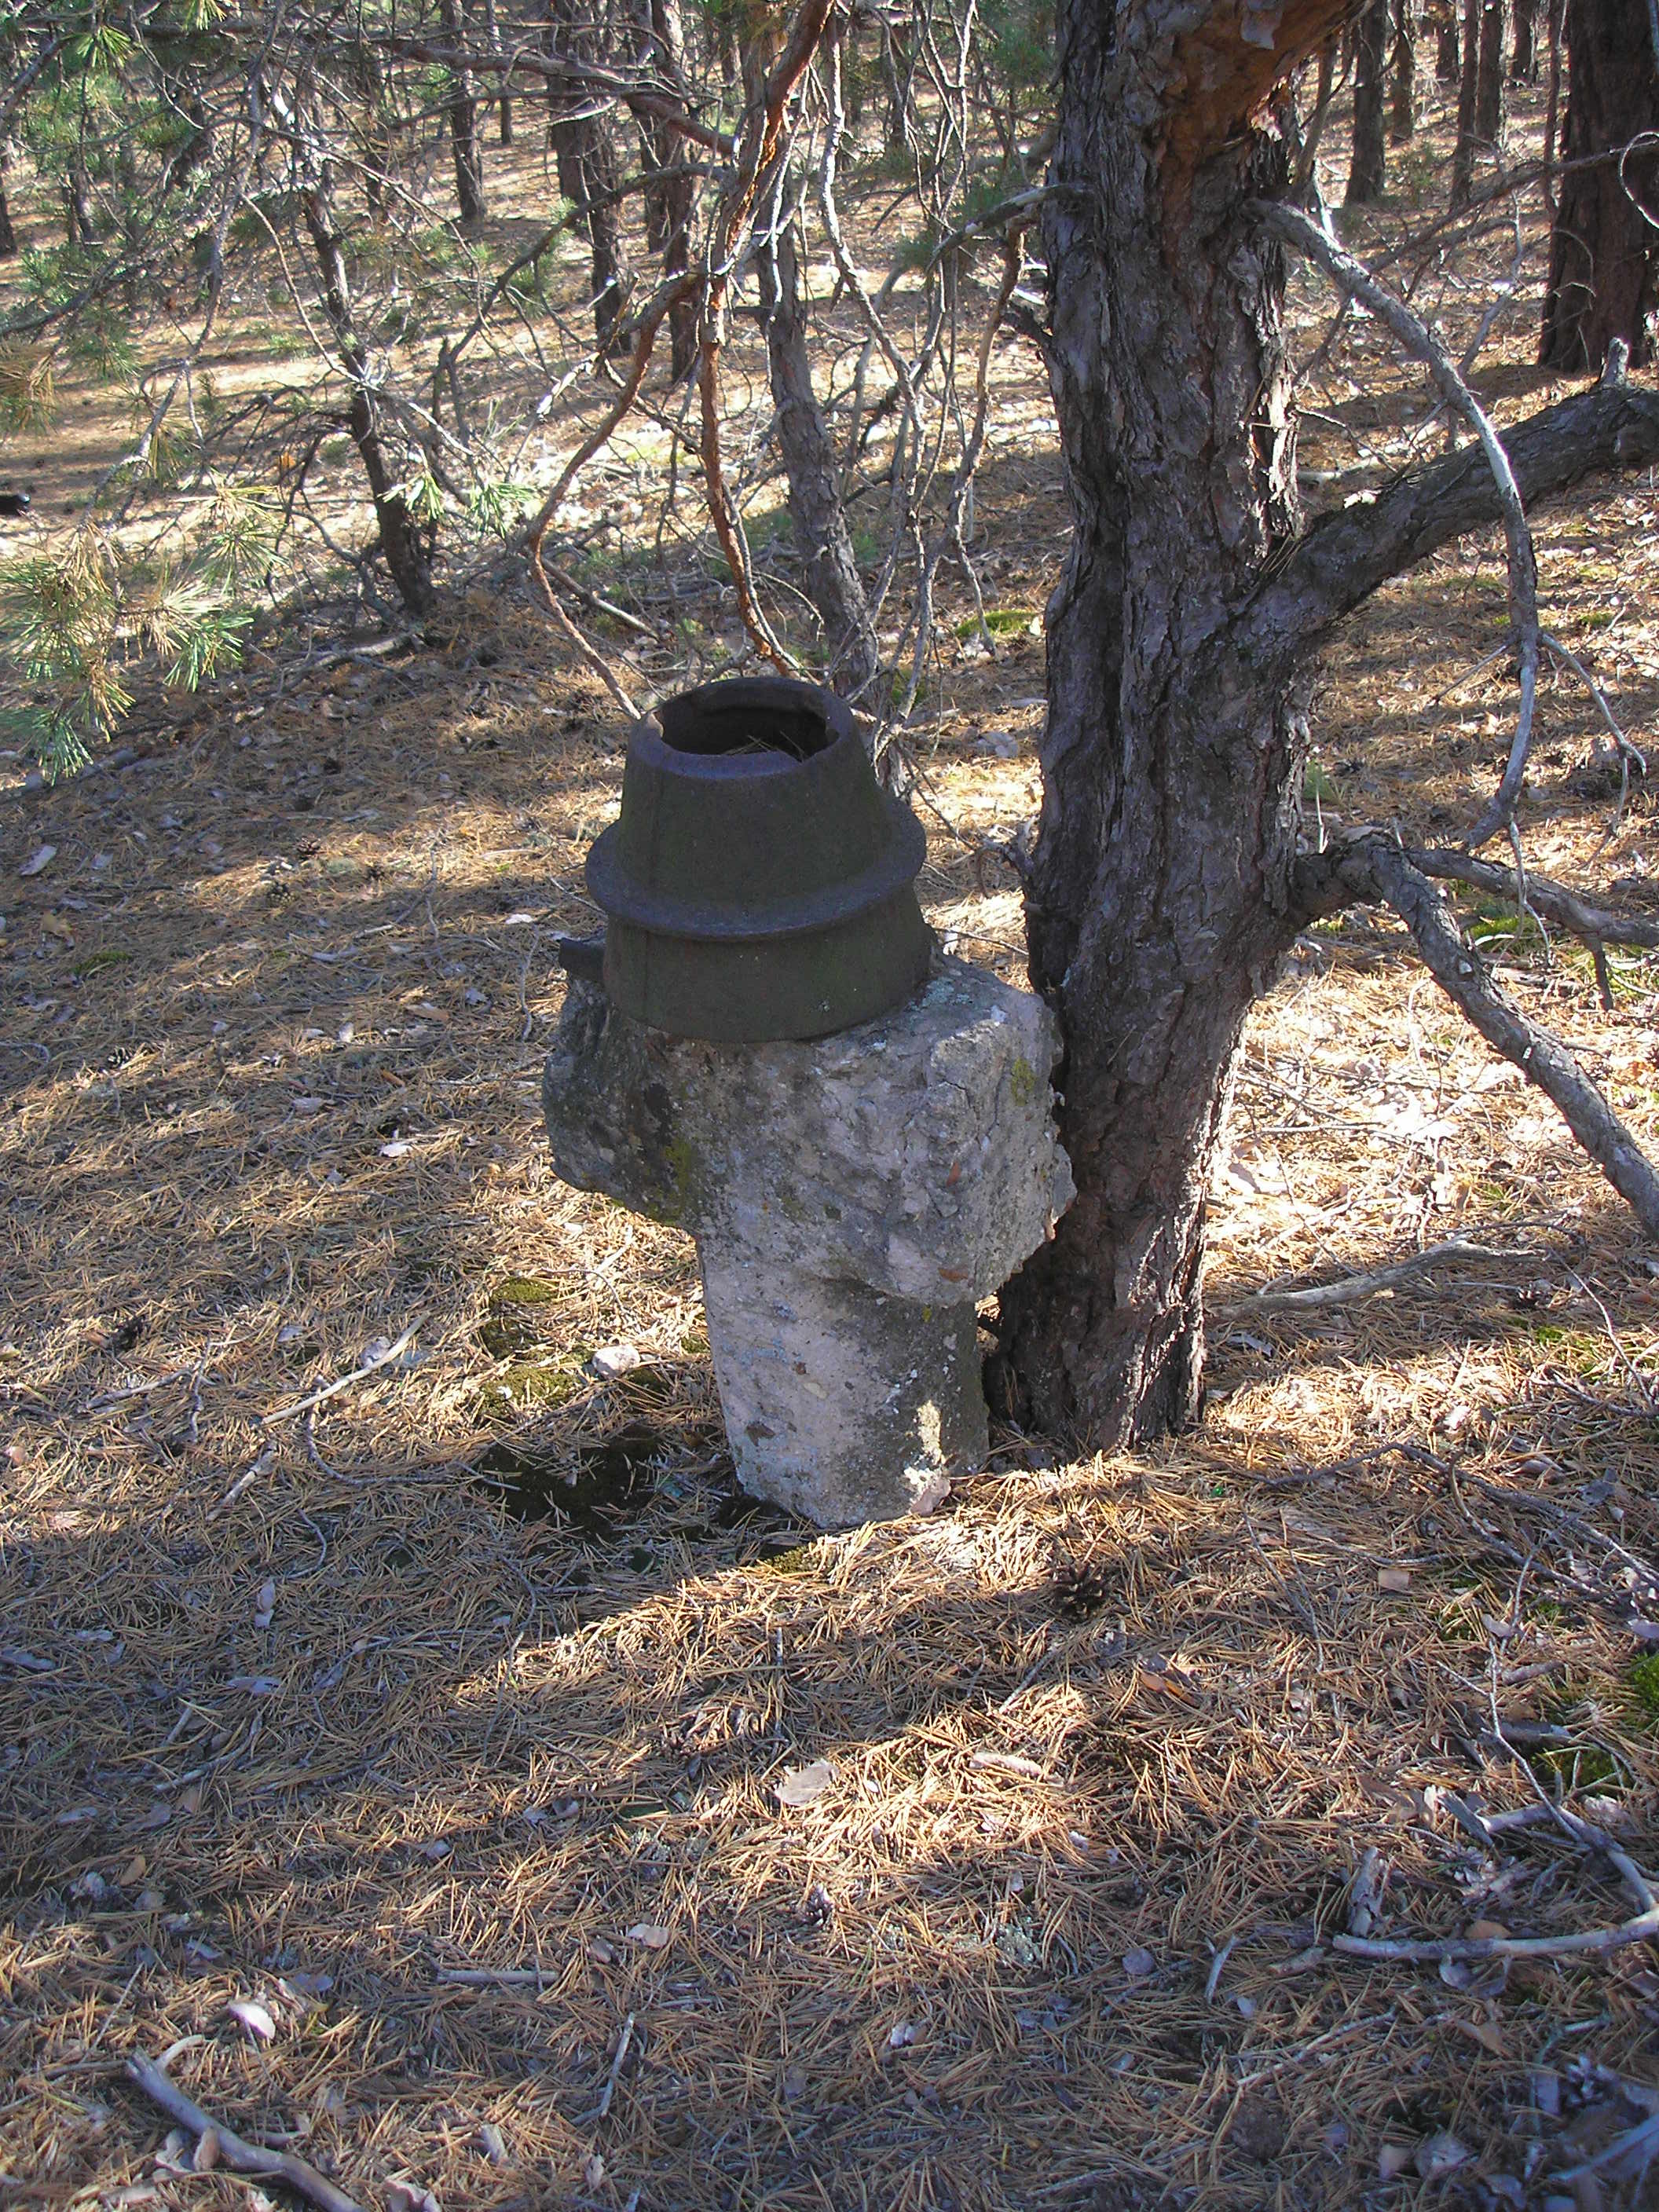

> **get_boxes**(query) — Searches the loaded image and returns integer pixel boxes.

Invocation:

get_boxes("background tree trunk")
[1391,0,1417,138]
[995,0,1318,1442]
[1293,38,1338,198]
[757,201,880,694]
[298,138,434,614]
[0,146,15,258]
[1511,0,1538,76]
[483,0,513,141]
[632,0,698,380]
[1435,0,1460,79]
[438,0,486,225]
[64,160,98,247]
[1452,0,1481,200]
[546,0,634,354]
[1348,0,1391,198]
[881,27,910,155]
[1476,0,1506,141]
[1539,0,1659,369]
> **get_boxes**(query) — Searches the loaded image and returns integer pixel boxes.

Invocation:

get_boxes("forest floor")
[5,60,1659,2212]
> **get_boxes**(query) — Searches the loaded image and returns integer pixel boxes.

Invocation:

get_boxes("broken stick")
[124,2053,364,2212]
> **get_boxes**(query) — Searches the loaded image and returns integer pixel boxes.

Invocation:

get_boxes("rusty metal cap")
[585,677,932,1042]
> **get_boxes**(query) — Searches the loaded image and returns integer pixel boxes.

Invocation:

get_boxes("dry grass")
[5,57,1659,2212]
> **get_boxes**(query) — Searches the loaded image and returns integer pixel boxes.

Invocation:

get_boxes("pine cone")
[1052,1557,1111,1620]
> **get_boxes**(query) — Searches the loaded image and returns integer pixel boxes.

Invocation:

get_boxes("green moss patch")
[1627,1650,1659,1727]
[477,1355,587,1423]
[479,1275,566,1357]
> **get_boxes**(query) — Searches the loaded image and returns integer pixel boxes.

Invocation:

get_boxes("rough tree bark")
[0,153,15,258]
[994,0,1659,1444]
[995,0,1327,1439]
[630,0,698,380]
[1476,0,1506,141]
[1391,0,1417,139]
[1349,0,1391,200]
[438,0,487,226]
[546,0,634,353]
[1452,0,1481,200]
[1539,0,1659,372]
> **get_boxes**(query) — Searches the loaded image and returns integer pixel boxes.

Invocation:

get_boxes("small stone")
[1413,2131,1468,2181]
[591,1342,643,1380]
[974,730,1020,758]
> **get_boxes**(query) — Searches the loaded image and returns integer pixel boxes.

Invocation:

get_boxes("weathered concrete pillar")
[542,958,1073,1528]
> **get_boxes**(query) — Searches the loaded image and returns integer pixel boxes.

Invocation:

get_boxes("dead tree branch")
[1406,840,1659,1007]
[1261,200,1540,847]
[1296,833,1659,1236]
[1255,383,1659,646]
[125,2054,364,2212]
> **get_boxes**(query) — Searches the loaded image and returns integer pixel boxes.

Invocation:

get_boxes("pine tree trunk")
[1540,0,1659,369]
[546,0,633,353]
[1543,0,1565,177]
[632,0,698,380]
[1293,39,1339,197]
[757,205,879,694]
[65,162,97,246]
[881,27,910,154]
[298,141,435,616]
[995,0,1317,1443]
[1511,0,1537,75]
[1452,0,1481,200]
[438,0,486,225]
[1347,0,1390,200]
[482,0,512,141]
[584,119,633,353]
[1436,1,1460,79]
[0,155,15,258]
[1391,0,1417,137]
[1476,0,1506,141]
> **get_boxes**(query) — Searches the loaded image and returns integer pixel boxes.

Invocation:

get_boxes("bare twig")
[1222,1240,1527,1313]
[1333,1904,1659,1965]
[1296,835,1659,1237]
[124,2054,364,2212]
[595,2011,636,2121]
[1261,200,1540,848]
[438,1965,552,1987]
[262,1317,423,1425]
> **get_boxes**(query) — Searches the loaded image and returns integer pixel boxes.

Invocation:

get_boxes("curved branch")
[1405,844,1659,949]
[1295,833,1659,1237]
[1261,200,1540,846]
[1257,383,1659,641]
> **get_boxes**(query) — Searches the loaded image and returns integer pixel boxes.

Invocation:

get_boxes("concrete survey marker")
[542,958,1073,1528]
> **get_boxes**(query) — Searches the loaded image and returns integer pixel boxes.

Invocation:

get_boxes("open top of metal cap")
[584,676,932,1042]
